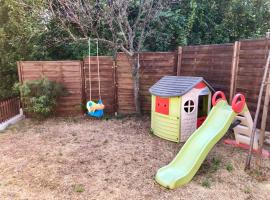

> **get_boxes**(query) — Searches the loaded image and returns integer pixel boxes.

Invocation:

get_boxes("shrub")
[14,77,67,118]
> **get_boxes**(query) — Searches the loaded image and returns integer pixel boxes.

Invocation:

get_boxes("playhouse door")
[180,91,198,142]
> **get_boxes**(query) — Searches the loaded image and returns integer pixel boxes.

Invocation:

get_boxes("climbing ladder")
[233,107,259,150]
[224,104,270,157]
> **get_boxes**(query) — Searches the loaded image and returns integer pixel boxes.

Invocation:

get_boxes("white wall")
[180,87,211,142]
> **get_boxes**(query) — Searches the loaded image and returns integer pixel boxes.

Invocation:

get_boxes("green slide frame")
[155,100,237,189]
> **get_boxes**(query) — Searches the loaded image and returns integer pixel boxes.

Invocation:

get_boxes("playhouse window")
[155,97,169,115]
[184,100,195,113]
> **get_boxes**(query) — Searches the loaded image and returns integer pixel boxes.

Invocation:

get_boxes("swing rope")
[96,40,101,100]
[88,38,102,101]
[88,38,91,100]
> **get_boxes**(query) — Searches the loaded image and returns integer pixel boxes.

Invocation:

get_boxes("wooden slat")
[230,41,241,101]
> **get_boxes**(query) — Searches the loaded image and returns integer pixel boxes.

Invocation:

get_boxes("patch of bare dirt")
[0,116,269,200]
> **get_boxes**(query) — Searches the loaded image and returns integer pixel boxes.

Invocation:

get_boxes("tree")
[221,0,270,41]
[37,0,171,115]
[3,0,270,104]
[145,0,270,49]
[0,0,44,100]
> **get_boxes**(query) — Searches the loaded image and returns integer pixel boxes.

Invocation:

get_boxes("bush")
[14,77,67,118]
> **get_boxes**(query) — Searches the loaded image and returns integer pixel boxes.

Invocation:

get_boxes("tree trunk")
[131,54,141,115]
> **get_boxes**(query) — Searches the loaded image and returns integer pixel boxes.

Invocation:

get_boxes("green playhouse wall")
[151,95,181,142]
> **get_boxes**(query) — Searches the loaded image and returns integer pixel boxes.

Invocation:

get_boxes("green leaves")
[16,77,66,119]
[145,0,270,50]
[1,0,270,102]
[0,0,44,100]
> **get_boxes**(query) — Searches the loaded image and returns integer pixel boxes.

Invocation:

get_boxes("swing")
[86,38,105,118]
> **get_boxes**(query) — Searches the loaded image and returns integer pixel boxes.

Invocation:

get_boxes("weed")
[115,114,126,120]
[201,178,211,188]
[64,117,79,123]
[198,156,222,176]
[226,163,234,172]
[247,169,267,182]
[104,116,110,121]
[103,114,113,121]
[210,157,221,173]
[102,113,126,121]
[243,186,251,194]
[198,160,211,175]
[73,184,85,193]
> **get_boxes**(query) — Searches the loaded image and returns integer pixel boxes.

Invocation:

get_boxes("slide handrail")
[232,93,246,113]
[212,91,227,106]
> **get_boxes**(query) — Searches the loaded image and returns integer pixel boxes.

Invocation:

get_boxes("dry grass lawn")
[0,116,269,200]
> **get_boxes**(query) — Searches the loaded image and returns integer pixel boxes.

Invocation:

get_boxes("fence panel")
[116,52,177,114]
[139,52,177,113]
[18,61,83,116]
[0,97,20,123]
[179,43,234,98]
[83,56,115,114]
[235,38,270,130]
[116,53,135,114]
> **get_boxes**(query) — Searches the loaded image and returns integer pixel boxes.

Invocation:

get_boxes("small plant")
[201,178,211,188]
[103,114,114,121]
[226,163,234,172]
[247,169,267,182]
[73,184,85,193]
[198,157,222,175]
[80,103,88,113]
[115,114,125,120]
[243,186,251,194]
[14,77,67,119]
[210,157,221,172]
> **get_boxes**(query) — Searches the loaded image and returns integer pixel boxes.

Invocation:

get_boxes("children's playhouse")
[149,76,214,142]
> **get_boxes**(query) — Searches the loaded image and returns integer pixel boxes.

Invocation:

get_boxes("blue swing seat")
[87,99,104,118]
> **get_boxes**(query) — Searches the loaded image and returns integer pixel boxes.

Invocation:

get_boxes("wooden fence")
[16,37,270,132]
[114,38,270,131]
[177,38,270,131]
[0,97,20,123]
[234,38,270,130]
[115,45,239,113]
[17,61,83,116]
